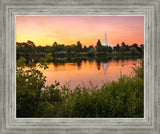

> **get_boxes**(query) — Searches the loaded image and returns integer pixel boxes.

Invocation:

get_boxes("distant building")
[102,33,109,46]
[102,33,115,48]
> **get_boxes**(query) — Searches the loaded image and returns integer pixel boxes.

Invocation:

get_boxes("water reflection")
[103,63,108,75]
[77,62,82,69]
[96,62,101,70]
[39,59,140,90]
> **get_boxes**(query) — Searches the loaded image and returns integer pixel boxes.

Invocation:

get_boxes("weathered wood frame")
[0,0,160,134]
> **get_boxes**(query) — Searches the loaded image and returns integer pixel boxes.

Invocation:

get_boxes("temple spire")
[102,32,109,46]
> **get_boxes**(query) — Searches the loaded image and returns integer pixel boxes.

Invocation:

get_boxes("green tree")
[96,39,102,46]
[16,54,53,117]
[96,46,108,53]
[130,46,137,55]
[52,41,58,47]
[82,45,88,52]
[88,47,96,56]
[66,46,73,53]
[108,46,112,53]
[120,42,127,53]
[114,44,120,52]
[122,42,126,47]
[76,41,82,52]
[132,43,138,48]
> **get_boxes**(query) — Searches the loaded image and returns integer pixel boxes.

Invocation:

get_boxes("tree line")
[16,40,144,56]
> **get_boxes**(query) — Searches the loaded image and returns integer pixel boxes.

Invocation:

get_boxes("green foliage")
[130,46,138,55]
[114,44,120,52]
[96,39,102,46]
[16,55,52,117]
[88,47,96,56]
[17,56,26,67]
[35,101,56,117]
[16,40,36,54]
[17,41,144,61]
[133,60,144,79]
[120,45,127,52]
[56,74,144,118]
[96,45,108,53]
[108,46,112,53]
[38,53,53,69]
[16,49,144,118]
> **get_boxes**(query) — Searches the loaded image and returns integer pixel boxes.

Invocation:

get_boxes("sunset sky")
[16,16,144,47]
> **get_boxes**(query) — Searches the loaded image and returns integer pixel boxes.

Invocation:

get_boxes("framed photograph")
[16,15,144,118]
[0,0,160,134]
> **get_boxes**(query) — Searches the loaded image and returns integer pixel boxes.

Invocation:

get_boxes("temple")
[102,33,109,46]
[102,33,115,48]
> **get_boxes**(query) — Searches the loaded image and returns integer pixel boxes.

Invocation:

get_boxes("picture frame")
[0,0,160,134]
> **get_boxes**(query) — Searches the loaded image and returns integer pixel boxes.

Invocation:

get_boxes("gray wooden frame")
[0,0,160,134]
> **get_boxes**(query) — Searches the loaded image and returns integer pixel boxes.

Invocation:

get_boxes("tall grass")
[34,72,143,118]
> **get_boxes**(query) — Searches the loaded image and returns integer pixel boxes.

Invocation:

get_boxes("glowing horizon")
[16,16,144,47]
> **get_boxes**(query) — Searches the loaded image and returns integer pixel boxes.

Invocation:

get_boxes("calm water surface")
[41,59,140,90]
